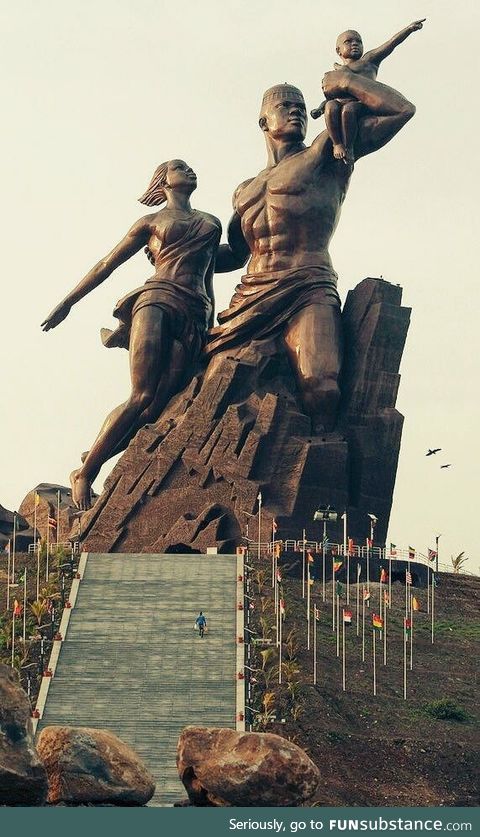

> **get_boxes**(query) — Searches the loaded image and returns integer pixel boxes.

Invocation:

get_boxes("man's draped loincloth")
[206,265,340,355]
[101,278,212,358]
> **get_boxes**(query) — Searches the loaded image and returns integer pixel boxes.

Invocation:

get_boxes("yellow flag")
[412,596,420,611]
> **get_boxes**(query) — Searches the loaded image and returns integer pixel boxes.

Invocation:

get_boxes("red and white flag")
[406,570,412,585]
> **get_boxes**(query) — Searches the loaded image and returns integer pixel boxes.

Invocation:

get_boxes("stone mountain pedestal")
[80,278,410,552]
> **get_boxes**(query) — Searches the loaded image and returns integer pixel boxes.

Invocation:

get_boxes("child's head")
[336,30,363,61]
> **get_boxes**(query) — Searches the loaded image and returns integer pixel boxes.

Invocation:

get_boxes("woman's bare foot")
[333,143,347,160]
[70,468,92,511]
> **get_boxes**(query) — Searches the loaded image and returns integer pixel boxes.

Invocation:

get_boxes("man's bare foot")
[333,143,347,160]
[70,469,92,511]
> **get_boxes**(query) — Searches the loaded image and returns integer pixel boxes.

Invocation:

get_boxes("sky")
[1,0,479,573]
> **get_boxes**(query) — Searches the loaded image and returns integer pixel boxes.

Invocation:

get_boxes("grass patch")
[422,699,469,723]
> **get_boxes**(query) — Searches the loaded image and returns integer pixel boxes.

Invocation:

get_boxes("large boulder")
[0,664,48,805]
[36,726,155,805]
[177,726,320,806]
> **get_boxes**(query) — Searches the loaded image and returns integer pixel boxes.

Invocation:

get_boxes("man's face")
[261,98,307,142]
[336,31,364,60]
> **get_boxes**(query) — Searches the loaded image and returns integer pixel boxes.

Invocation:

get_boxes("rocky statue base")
[80,278,410,553]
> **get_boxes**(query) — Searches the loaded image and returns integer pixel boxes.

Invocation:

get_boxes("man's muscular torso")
[235,145,351,275]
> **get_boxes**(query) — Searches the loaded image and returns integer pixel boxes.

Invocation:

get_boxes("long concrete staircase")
[36,553,240,806]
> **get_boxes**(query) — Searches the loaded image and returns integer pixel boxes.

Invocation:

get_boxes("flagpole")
[302,529,306,599]
[22,568,27,643]
[431,571,435,644]
[403,619,407,700]
[33,490,38,555]
[257,491,262,567]
[336,593,340,657]
[12,511,17,584]
[36,540,41,601]
[383,601,387,666]
[388,552,392,609]
[322,522,326,602]
[56,489,60,548]
[362,584,365,662]
[6,541,11,611]
[11,613,15,668]
[356,564,360,636]
[46,507,50,582]
[307,560,311,651]
[410,593,414,671]
[278,603,282,684]
[313,605,317,685]
[372,627,376,696]
[427,565,430,614]
[272,521,276,590]
[343,512,349,604]
[342,608,346,691]
[332,557,335,632]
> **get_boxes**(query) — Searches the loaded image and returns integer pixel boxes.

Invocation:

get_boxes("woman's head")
[139,160,197,206]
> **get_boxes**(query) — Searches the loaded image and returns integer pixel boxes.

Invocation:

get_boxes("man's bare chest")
[236,156,317,215]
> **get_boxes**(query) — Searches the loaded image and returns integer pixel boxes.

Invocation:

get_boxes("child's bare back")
[311,20,426,164]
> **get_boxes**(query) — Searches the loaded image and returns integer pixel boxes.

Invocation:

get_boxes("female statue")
[41,160,221,510]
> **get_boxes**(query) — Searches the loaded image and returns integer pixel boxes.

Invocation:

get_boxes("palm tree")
[451,552,468,573]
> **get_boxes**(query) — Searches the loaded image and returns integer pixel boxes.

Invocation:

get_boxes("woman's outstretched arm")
[41,216,152,331]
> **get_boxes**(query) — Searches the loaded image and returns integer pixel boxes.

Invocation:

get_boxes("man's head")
[336,30,363,61]
[259,83,307,142]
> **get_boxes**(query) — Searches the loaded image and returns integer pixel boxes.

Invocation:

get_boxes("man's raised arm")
[322,69,416,160]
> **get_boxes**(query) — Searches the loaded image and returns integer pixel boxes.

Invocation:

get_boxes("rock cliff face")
[80,278,410,553]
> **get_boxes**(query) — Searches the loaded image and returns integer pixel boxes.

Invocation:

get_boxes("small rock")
[0,663,48,805]
[177,726,320,807]
[36,726,155,805]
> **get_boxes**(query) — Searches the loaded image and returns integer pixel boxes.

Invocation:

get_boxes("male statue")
[208,69,416,432]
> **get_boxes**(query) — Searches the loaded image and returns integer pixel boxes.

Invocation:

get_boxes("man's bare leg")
[70,307,171,510]
[283,303,343,432]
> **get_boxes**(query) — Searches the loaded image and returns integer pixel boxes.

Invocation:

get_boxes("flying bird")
[440,464,452,469]
[426,448,441,456]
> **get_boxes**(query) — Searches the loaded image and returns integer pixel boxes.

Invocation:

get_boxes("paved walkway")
[37,553,238,805]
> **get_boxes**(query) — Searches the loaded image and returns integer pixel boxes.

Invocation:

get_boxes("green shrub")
[423,699,468,723]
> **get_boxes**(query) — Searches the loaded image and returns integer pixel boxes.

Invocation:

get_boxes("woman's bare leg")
[71,307,172,509]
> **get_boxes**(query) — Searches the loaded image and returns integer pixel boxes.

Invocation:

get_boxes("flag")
[412,596,420,612]
[363,589,371,604]
[390,542,397,556]
[366,537,373,548]
[408,546,415,560]
[406,570,412,585]
[428,548,437,562]
[307,550,314,564]
[343,609,353,625]
[19,568,26,583]
[308,577,314,586]
[35,492,40,507]
[348,538,354,556]
[4,540,10,555]
[380,568,388,583]
[274,541,281,558]
[336,580,344,596]
[314,605,320,621]
[333,561,343,572]
[272,518,278,534]
[372,613,383,630]
[322,535,329,547]
[404,617,412,637]
[48,515,57,529]
[13,599,22,617]
[279,598,285,616]
[383,590,390,606]
[357,563,361,579]
[276,569,282,583]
